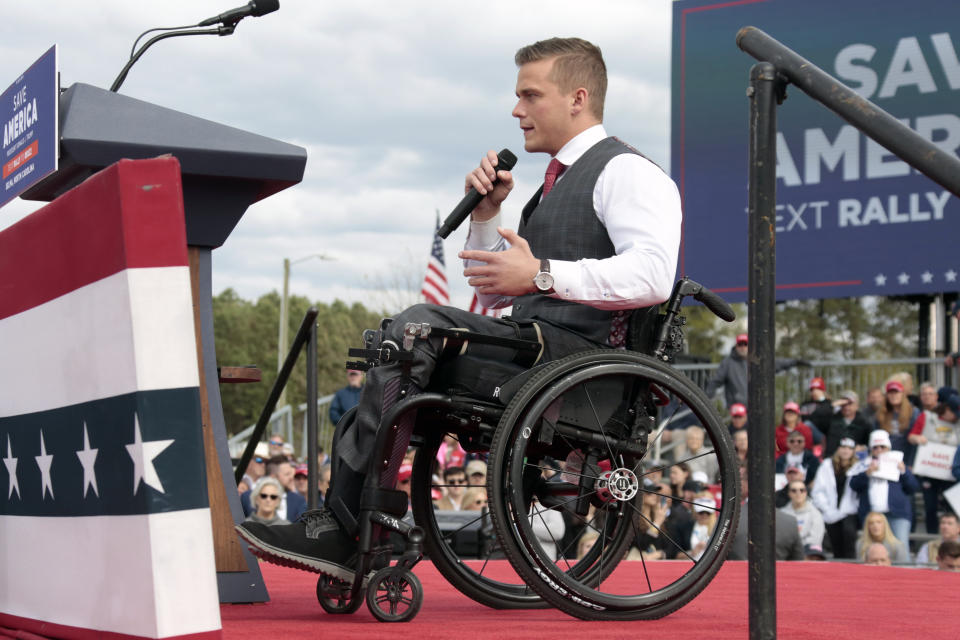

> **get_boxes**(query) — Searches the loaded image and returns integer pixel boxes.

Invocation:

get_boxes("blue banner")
[672,0,960,302]
[1,45,58,209]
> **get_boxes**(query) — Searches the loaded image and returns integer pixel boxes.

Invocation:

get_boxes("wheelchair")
[315,277,740,622]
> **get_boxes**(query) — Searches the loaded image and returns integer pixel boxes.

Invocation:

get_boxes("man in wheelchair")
[237,36,683,583]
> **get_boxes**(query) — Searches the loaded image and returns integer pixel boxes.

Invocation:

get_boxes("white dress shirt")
[464,124,682,310]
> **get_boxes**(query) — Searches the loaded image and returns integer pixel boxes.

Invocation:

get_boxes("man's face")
[730,414,747,430]
[841,399,858,419]
[446,472,467,498]
[866,544,892,566]
[247,457,265,478]
[275,463,295,490]
[513,57,579,156]
[940,516,960,541]
[268,437,284,456]
[734,342,748,357]
[937,554,960,571]
[294,474,308,495]
[347,371,363,388]
[787,434,805,454]
[685,428,704,452]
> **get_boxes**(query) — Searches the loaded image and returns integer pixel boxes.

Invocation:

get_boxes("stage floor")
[220,559,959,639]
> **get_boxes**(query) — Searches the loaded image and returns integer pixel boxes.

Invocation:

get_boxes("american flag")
[421,215,450,306]
[469,291,503,317]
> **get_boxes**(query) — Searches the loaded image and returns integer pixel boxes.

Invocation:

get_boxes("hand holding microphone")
[437,148,517,239]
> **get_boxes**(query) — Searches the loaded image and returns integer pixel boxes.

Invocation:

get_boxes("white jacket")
[811,458,860,524]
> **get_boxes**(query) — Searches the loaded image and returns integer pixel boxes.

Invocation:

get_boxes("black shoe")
[236,508,358,581]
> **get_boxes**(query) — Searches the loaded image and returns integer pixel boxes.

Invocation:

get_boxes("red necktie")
[542,158,565,197]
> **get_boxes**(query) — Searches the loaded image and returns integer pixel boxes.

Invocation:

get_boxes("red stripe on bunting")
[0,157,188,321]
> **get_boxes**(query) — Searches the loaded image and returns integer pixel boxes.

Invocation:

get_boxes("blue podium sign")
[672,0,960,302]
[2,45,58,210]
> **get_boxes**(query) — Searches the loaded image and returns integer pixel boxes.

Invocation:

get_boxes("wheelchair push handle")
[690,283,735,322]
[652,277,735,361]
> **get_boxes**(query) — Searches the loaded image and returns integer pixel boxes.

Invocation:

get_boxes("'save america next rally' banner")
[1,45,58,209]
[673,0,960,302]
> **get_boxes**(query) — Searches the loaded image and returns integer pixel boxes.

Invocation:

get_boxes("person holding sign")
[850,430,920,548]
[908,393,960,534]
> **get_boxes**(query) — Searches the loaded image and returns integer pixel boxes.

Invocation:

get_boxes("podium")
[23,83,307,603]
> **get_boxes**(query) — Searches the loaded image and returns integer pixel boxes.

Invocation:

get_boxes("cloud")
[2,0,676,309]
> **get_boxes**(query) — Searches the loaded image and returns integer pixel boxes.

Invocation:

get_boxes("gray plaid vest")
[511,136,640,345]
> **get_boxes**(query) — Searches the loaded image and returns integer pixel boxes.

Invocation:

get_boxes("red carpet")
[220,560,959,639]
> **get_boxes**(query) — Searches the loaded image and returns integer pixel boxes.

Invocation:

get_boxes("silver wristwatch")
[533,258,554,293]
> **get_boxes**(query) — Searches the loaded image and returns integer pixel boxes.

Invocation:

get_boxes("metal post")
[934,295,946,387]
[747,61,780,640]
[306,318,319,510]
[277,257,291,411]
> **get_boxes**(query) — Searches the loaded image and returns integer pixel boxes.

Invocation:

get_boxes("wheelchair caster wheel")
[365,567,423,622]
[317,575,362,614]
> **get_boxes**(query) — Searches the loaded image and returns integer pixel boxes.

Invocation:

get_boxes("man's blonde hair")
[515,37,607,120]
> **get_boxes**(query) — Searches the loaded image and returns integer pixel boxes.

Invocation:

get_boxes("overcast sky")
[2,1,675,311]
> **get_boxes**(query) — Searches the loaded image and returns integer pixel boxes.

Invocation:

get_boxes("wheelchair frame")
[314,277,738,622]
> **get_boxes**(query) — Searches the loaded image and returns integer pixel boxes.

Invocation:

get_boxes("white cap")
[869,430,892,449]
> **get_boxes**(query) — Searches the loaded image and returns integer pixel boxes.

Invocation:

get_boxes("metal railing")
[675,356,949,409]
[228,394,336,461]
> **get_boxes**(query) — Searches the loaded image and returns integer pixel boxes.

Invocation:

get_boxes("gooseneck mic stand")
[109,1,281,93]
[110,25,235,93]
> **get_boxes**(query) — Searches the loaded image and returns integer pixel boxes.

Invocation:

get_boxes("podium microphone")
[437,149,518,239]
[198,0,281,27]
[110,0,280,92]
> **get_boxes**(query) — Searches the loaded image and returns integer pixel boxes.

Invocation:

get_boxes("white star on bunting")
[875,273,887,286]
[898,272,910,285]
[76,422,99,498]
[921,271,933,284]
[3,435,19,500]
[126,414,174,494]
[947,270,958,283]
[36,431,54,500]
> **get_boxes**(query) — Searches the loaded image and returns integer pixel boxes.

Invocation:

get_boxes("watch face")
[534,271,554,291]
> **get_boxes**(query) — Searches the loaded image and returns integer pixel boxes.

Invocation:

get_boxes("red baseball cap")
[730,403,747,417]
[736,333,748,345]
[809,377,826,391]
[397,464,413,482]
[885,380,904,393]
[783,401,800,413]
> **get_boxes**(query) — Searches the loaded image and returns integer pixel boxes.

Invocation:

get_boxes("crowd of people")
[236,353,960,574]
[715,364,960,569]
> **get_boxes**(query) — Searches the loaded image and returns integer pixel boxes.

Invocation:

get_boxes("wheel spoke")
[625,498,697,563]
[581,380,619,465]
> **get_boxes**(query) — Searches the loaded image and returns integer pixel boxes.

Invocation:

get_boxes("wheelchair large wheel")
[488,350,740,621]
[409,431,545,609]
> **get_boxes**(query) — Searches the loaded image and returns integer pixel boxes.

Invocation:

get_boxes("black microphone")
[437,149,518,239]
[198,0,280,27]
